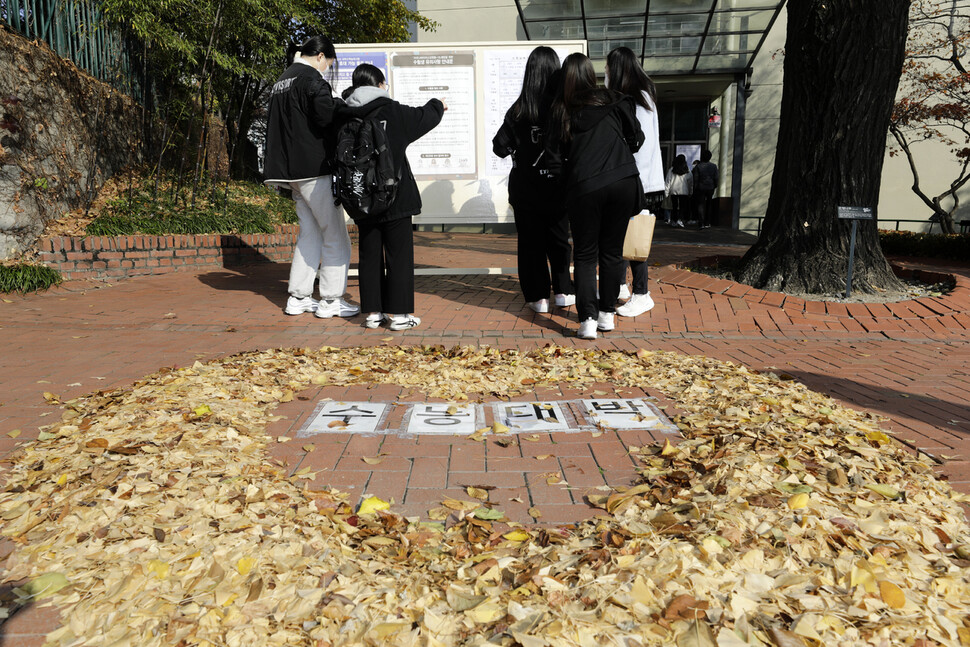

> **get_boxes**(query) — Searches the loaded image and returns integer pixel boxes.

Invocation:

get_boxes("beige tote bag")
[622,210,656,261]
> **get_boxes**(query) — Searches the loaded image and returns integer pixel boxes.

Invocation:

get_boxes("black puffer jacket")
[263,62,340,184]
[545,91,644,199]
[336,86,444,221]
[492,108,563,212]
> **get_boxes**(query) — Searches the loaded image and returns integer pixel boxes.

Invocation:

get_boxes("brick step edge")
[37,225,360,282]
[662,254,970,321]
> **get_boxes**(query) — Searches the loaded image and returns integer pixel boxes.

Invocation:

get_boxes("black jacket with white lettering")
[263,62,339,185]
[336,87,444,221]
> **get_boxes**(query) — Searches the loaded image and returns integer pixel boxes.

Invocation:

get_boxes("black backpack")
[333,106,398,220]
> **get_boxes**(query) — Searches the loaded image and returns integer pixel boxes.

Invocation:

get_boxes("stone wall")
[0,25,142,260]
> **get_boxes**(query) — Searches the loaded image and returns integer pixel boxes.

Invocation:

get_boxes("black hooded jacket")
[263,62,339,184]
[336,88,444,222]
[545,91,644,199]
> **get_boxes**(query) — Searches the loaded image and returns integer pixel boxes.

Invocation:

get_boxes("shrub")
[86,175,297,236]
[878,230,970,262]
[0,264,62,293]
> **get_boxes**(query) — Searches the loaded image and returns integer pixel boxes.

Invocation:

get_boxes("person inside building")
[606,46,663,319]
[338,63,446,331]
[546,53,644,340]
[693,149,719,229]
[492,46,575,315]
[665,154,693,228]
[263,35,359,320]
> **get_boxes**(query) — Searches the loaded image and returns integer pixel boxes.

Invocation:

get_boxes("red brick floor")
[2,231,970,643]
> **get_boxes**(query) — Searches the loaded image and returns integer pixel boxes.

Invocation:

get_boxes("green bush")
[0,264,62,293]
[879,230,970,262]
[86,175,297,236]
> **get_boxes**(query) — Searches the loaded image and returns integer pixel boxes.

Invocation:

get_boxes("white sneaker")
[315,298,360,318]
[554,293,576,307]
[364,312,387,329]
[527,299,550,313]
[577,319,598,340]
[618,284,631,300]
[597,311,615,331]
[675,220,685,228]
[616,292,655,318]
[284,295,318,315]
[389,314,421,331]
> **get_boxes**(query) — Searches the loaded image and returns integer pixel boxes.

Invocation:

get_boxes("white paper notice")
[406,403,480,435]
[484,47,576,177]
[391,51,477,179]
[493,402,570,432]
[302,401,388,435]
[580,399,672,431]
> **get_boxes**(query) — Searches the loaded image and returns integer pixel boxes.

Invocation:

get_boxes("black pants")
[671,194,691,223]
[568,176,641,322]
[513,205,573,301]
[695,189,715,227]
[623,260,649,294]
[357,216,415,315]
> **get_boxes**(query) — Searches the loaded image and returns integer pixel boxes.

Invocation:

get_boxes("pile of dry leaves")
[0,345,968,646]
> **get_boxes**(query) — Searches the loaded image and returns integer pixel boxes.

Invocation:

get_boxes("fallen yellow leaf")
[236,557,257,576]
[358,496,390,515]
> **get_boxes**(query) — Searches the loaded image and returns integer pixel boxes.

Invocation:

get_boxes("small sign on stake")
[837,206,875,298]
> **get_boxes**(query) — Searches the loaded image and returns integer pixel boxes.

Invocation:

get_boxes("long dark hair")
[552,52,616,141]
[672,154,689,175]
[286,35,338,81]
[511,46,560,123]
[606,46,656,112]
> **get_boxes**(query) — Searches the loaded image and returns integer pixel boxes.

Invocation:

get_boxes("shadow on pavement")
[779,369,970,446]
[196,241,289,309]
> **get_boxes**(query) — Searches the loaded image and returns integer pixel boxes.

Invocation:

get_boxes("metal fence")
[1,0,138,96]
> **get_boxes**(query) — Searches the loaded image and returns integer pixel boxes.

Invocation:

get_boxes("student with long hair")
[606,46,663,319]
[546,53,644,340]
[264,35,359,320]
[492,46,575,313]
[338,64,446,331]
[666,154,693,228]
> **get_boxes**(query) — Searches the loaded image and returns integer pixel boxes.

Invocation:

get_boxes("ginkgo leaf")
[21,573,70,599]
[236,557,257,576]
[358,496,390,515]
[879,580,906,609]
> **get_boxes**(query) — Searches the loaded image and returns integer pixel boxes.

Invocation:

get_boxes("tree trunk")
[737,0,910,294]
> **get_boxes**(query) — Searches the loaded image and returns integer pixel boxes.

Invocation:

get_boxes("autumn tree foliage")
[96,0,435,185]
[889,0,970,235]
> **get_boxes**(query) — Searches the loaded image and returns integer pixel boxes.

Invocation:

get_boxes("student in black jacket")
[338,64,446,331]
[263,35,359,320]
[546,53,644,340]
[492,46,575,314]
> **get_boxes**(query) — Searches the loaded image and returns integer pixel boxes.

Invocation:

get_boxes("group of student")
[663,150,720,229]
[263,36,712,340]
[493,45,667,339]
[263,35,444,331]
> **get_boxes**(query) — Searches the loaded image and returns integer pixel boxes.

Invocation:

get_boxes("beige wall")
[416,0,522,42]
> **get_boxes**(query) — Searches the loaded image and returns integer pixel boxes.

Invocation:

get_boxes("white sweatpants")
[288,177,351,300]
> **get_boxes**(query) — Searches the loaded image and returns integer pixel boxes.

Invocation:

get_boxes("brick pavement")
[2,231,970,644]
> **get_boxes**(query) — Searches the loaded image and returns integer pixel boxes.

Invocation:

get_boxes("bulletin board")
[334,41,587,226]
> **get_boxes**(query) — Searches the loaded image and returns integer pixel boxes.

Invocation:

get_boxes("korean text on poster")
[391,51,477,179]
